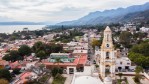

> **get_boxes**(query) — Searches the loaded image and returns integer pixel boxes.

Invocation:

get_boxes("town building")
[13,71,38,84]
[140,27,149,32]
[116,57,136,72]
[43,53,88,74]
[23,28,29,32]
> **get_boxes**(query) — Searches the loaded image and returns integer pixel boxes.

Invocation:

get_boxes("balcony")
[105,59,113,62]
[104,59,115,65]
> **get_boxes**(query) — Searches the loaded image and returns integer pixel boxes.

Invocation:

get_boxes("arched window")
[106,52,110,59]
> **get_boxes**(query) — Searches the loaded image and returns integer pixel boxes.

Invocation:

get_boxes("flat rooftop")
[50,53,70,56]
[73,50,88,54]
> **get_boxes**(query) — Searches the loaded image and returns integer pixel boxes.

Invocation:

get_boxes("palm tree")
[55,57,62,68]
[55,58,63,70]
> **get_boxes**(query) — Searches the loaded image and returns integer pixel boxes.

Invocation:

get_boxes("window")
[107,34,109,41]
[106,52,110,59]
[106,44,109,47]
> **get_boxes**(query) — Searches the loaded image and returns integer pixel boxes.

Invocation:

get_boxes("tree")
[24,35,31,39]
[118,73,123,80]
[114,43,121,49]
[2,54,11,61]
[128,43,149,68]
[50,44,63,53]
[130,43,149,56]
[135,66,143,74]
[9,50,22,62]
[9,36,17,41]
[2,50,23,62]
[119,31,132,48]
[95,64,99,68]
[128,52,147,67]
[32,41,43,53]
[91,39,102,49]
[51,67,63,77]
[134,74,141,83]
[133,32,147,40]
[36,50,46,60]
[34,30,44,37]
[32,42,63,59]
[0,79,9,84]
[12,68,21,75]
[54,58,62,68]
[18,45,31,56]
[0,69,12,81]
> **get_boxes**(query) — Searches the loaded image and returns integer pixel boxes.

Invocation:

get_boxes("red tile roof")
[16,72,31,84]
[43,54,87,66]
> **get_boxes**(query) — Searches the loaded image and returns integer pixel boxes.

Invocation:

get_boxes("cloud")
[0,0,149,23]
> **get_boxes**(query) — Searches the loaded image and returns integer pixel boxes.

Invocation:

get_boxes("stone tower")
[100,26,116,79]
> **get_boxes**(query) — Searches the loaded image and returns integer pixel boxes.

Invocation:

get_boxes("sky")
[0,0,149,24]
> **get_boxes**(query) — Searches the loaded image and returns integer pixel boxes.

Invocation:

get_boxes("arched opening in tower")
[106,52,110,59]
[105,65,111,77]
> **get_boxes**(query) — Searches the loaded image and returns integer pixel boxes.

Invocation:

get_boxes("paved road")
[88,34,95,64]
[64,74,73,84]
[140,77,149,84]
[126,76,136,84]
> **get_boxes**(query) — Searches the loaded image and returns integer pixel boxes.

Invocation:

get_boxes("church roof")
[104,26,111,32]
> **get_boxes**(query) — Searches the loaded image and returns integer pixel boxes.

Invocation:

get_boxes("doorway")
[69,68,74,74]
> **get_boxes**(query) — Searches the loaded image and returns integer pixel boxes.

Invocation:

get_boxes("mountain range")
[57,2,149,25]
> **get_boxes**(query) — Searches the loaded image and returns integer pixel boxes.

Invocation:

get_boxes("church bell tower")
[99,26,116,79]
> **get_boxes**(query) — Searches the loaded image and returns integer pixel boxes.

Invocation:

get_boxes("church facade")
[95,26,117,80]
[99,26,116,79]
[95,26,136,80]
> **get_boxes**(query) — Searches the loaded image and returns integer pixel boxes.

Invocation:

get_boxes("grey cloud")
[0,0,149,22]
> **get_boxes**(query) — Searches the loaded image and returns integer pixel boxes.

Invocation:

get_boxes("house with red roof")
[13,71,38,84]
[43,53,88,74]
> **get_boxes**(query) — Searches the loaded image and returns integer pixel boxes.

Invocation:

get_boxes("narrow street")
[88,32,95,64]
